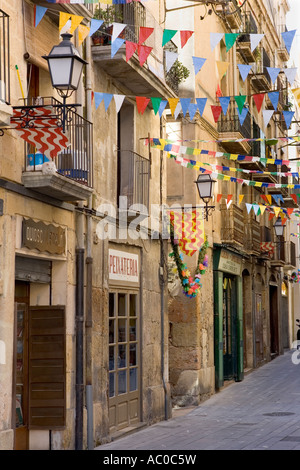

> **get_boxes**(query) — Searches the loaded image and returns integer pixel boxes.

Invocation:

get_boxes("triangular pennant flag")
[252,204,260,216]
[292,88,300,108]
[59,12,71,32]
[238,64,252,82]
[259,205,266,216]
[266,195,272,205]
[263,110,274,128]
[34,5,47,27]
[210,32,224,51]
[192,57,206,75]
[174,102,182,120]
[260,195,268,204]
[89,19,104,37]
[103,93,113,112]
[126,41,138,61]
[216,84,223,98]
[112,23,127,43]
[114,94,125,113]
[226,200,233,210]
[217,61,229,79]
[138,45,152,67]
[211,106,222,123]
[291,194,298,204]
[151,97,162,115]
[250,33,264,52]
[227,195,233,204]
[266,67,281,84]
[69,14,84,34]
[219,96,231,115]
[238,195,244,205]
[283,68,297,86]
[234,95,247,114]
[165,51,178,73]
[273,206,281,218]
[168,98,179,116]
[136,96,150,115]
[162,29,177,47]
[268,91,279,110]
[253,93,265,113]
[273,194,284,205]
[217,194,223,203]
[78,24,90,46]
[111,37,125,58]
[269,212,275,221]
[237,107,249,126]
[286,208,294,218]
[180,98,192,117]
[246,203,253,214]
[94,92,104,110]
[281,29,297,54]
[139,27,154,44]
[188,103,198,121]
[282,110,294,129]
[196,98,207,116]
[180,30,194,48]
[158,100,168,118]
[225,33,239,52]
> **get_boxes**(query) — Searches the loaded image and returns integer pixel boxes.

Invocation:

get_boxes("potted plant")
[91,5,123,46]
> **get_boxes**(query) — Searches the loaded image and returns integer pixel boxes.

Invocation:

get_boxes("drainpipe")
[85,34,94,450]
[75,203,85,450]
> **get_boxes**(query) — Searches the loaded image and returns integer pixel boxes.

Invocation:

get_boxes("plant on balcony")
[168,60,190,84]
[91,5,123,45]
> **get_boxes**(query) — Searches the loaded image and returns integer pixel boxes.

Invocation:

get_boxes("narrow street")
[96,350,300,451]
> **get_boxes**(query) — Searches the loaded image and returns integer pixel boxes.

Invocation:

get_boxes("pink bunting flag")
[126,41,138,61]
[180,30,194,48]
[138,45,153,66]
[139,27,154,44]
[136,97,150,115]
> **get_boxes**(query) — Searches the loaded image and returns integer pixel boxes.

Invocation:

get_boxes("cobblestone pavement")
[95,349,300,451]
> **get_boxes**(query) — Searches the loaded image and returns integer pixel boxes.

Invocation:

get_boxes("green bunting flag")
[162,29,177,47]
[225,33,239,52]
[151,97,162,115]
[234,95,247,114]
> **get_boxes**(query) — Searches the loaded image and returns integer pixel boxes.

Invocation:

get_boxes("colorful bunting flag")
[268,91,279,110]
[162,29,177,47]
[114,94,125,113]
[112,23,127,43]
[180,30,194,48]
[180,98,192,117]
[165,51,178,72]
[89,19,104,37]
[188,103,198,120]
[139,27,154,44]
[158,100,168,117]
[283,67,297,86]
[234,95,246,114]
[210,32,224,51]
[253,93,265,113]
[219,96,231,115]
[126,41,138,61]
[78,24,90,46]
[282,110,294,129]
[266,67,281,84]
[111,37,125,57]
[262,110,274,128]
[238,64,252,82]
[225,33,239,52]
[192,57,206,75]
[59,12,71,32]
[237,107,249,126]
[281,29,297,54]
[69,14,83,34]
[292,88,300,108]
[151,97,162,115]
[196,98,207,117]
[136,97,150,115]
[211,106,222,123]
[138,45,152,66]
[250,33,264,52]
[168,98,180,116]
[34,5,47,27]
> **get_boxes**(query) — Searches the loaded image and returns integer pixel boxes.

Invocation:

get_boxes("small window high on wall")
[0,9,10,104]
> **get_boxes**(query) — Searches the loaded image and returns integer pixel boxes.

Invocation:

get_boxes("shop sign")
[218,251,242,276]
[22,218,66,255]
[109,249,139,284]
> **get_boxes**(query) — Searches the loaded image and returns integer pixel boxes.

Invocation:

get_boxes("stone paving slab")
[95,350,300,451]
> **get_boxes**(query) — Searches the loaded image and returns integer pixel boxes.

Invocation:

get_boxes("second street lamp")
[195,173,215,221]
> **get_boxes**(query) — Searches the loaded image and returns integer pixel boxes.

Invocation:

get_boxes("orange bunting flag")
[139,27,154,44]
[291,194,298,204]
[126,41,138,61]
[238,194,244,204]
[227,195,233,204]
[180,30,194,48]
[217,194,222,203]
[286,208,294,218]
[168,98,179,116]
[136,97,150,115]
[269,212,275,221]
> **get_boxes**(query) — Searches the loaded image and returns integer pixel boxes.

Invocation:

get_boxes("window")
[0,9,10,104]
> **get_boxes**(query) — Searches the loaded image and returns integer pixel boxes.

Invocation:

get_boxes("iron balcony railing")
[217,100,251,140]
[252,47,272,83]
[0,9,10,104]
[17,97,93,188]
[239,10,258,42]
[118,150,150,210]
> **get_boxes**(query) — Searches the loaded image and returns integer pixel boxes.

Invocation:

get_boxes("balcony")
[14,97,93,202]
[270,237,286,268]
[0,9,12,127]
[91,2,177,99]
[220,203,245,249]
[215,0,243,29]
[237,11,258,62]
[251,47,272,92]
[283,241,297,270]
[217,100,251,154]
[277,25,290,62]
[244,218,261,255]
[118,150,150,214]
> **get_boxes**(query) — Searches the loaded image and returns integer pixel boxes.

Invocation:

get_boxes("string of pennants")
[92,89,298,130]
[165,153,300,190]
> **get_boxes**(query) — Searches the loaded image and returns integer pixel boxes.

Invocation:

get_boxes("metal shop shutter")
[28,306,66,429]
[15,256,51,284]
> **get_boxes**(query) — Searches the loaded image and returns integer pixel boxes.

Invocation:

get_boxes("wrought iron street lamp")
[274,217,285,238]
[195,173,215,221]
[43,33,87,132]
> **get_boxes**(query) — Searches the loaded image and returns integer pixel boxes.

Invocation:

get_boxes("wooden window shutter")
[28,306,66,429]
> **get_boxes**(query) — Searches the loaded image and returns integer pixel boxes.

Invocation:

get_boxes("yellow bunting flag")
[216,61,229,79]
[292,88,300,108]
[273,206,281,217]
[59,12,71,32]
[78,24,90,45]
[69,15,84,34]
[266,195,272,204]
[259,205,266,216]
[238,194,244,205]
[168,98,179,116]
